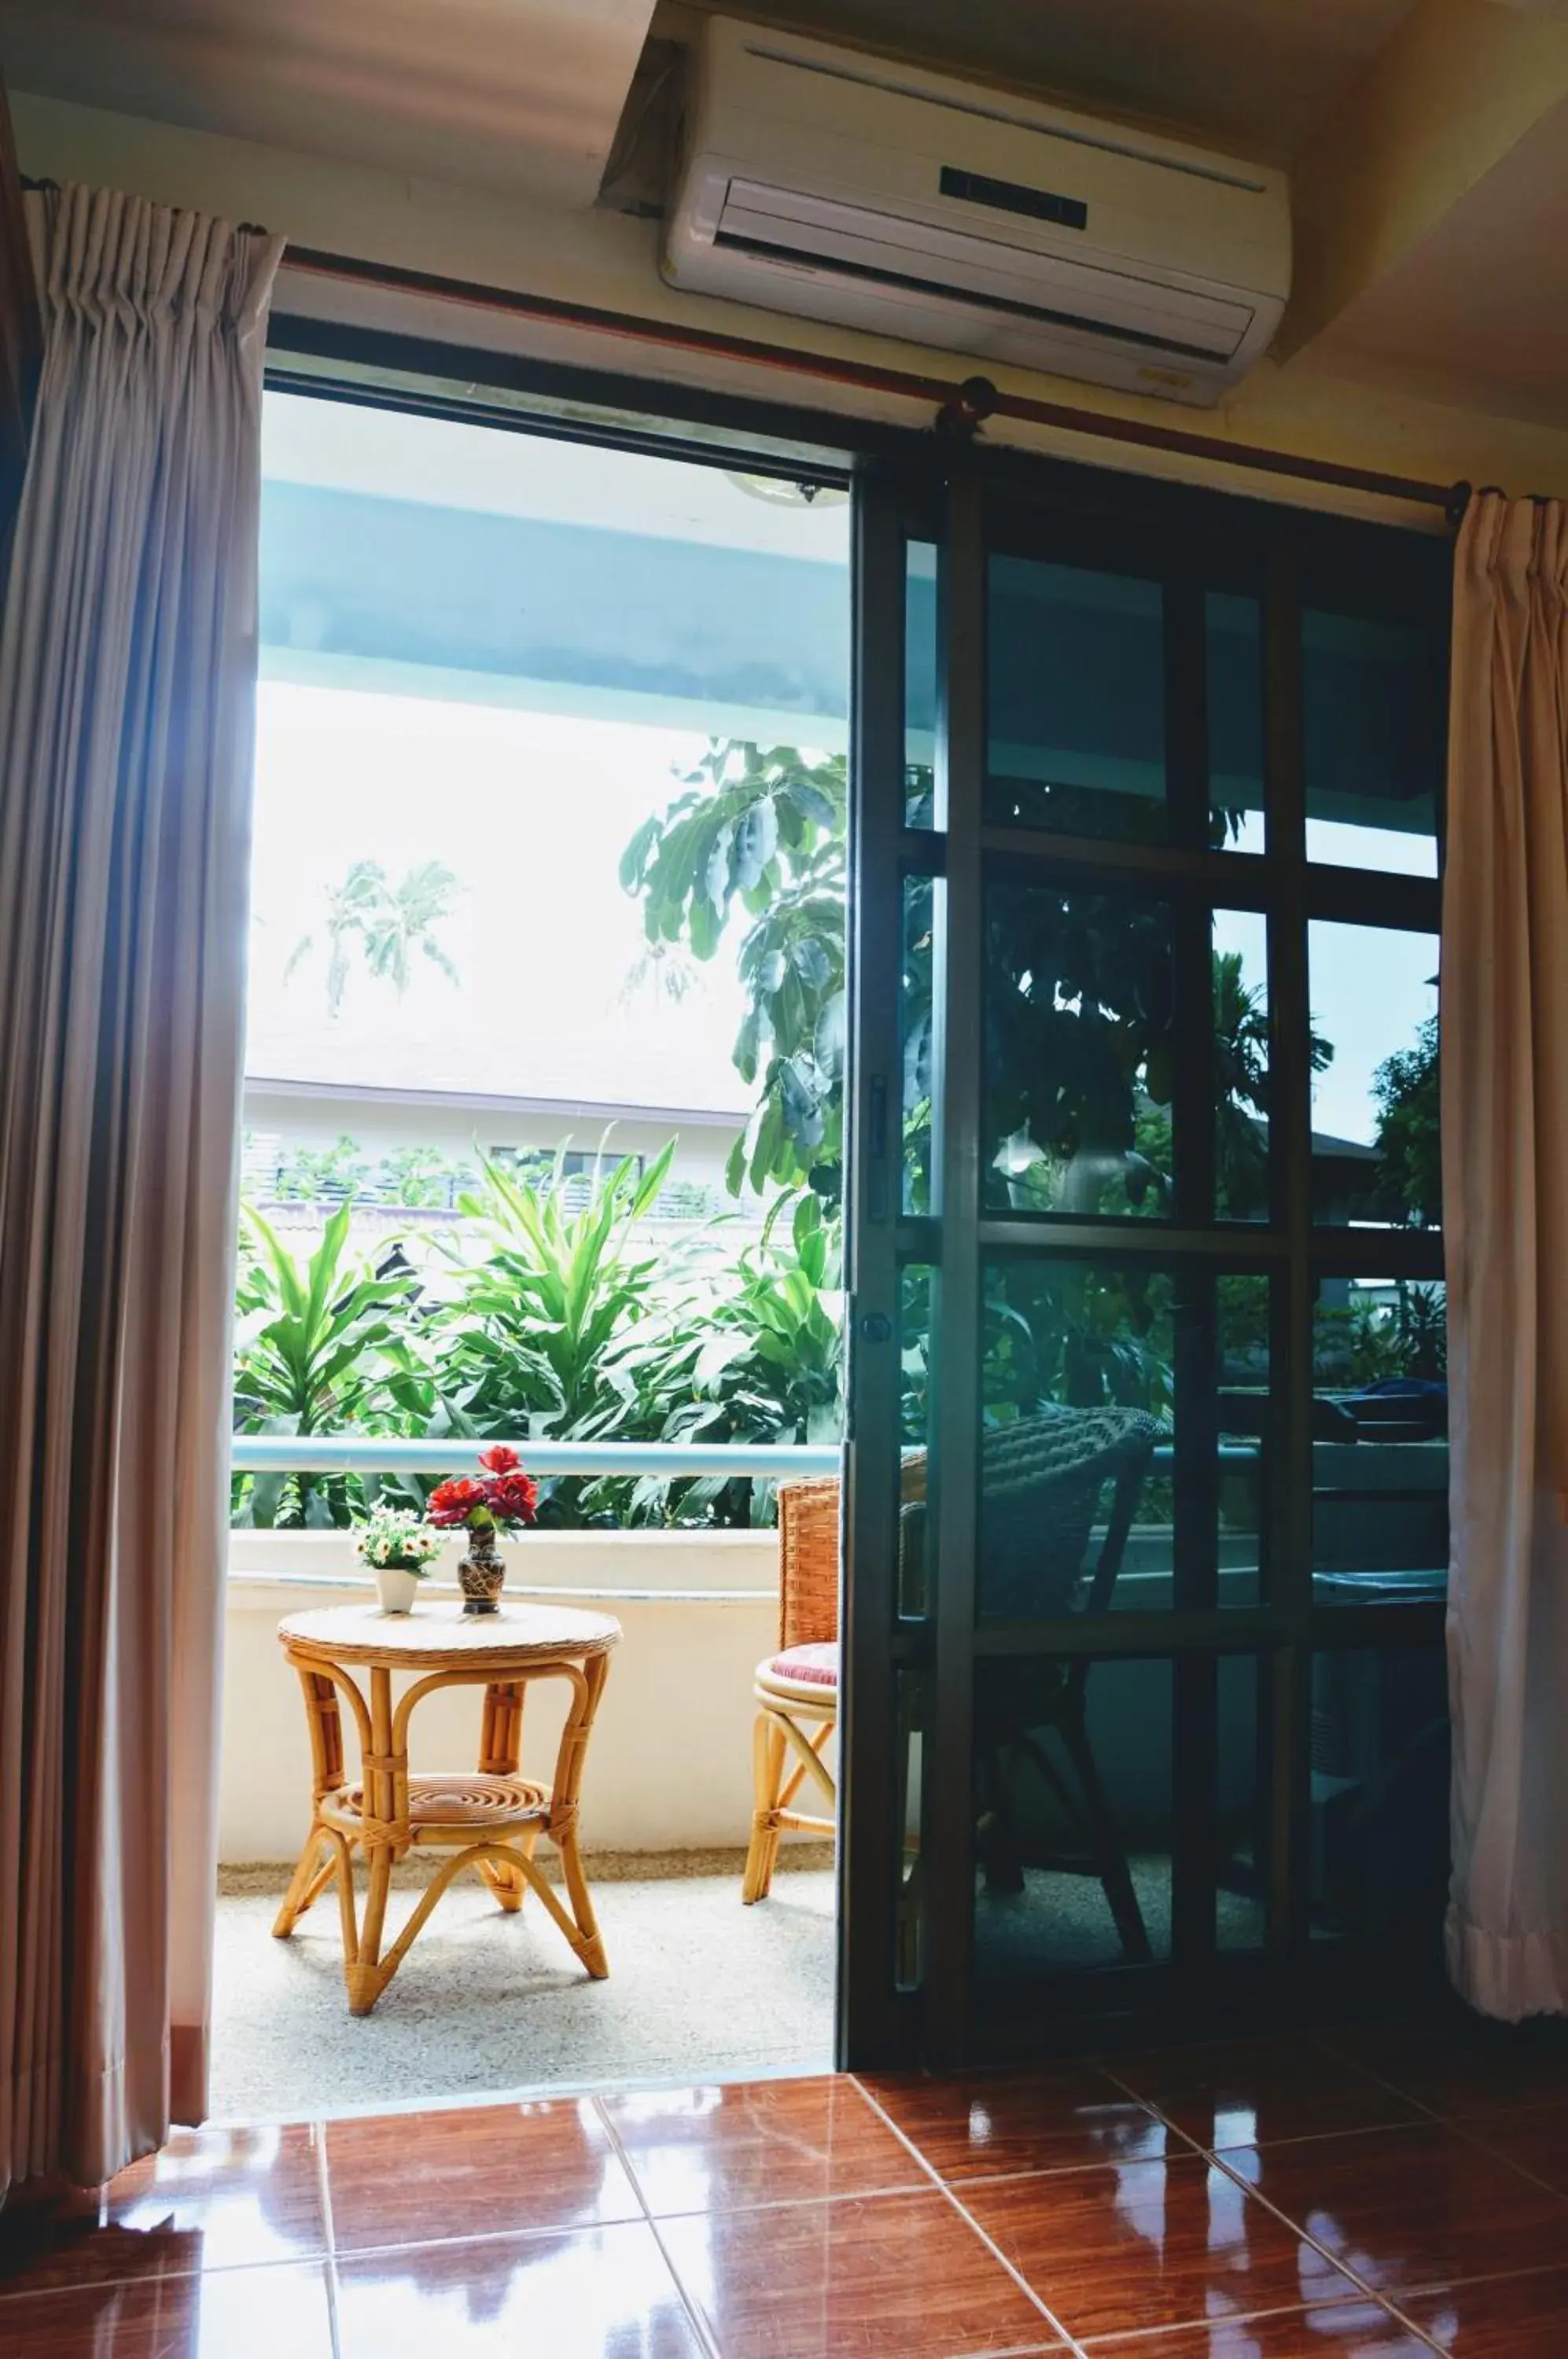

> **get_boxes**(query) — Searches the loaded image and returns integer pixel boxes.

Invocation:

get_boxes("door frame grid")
[839,444,1449,2070]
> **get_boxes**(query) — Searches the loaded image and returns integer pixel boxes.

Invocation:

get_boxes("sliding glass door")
[839,450,1449,2068]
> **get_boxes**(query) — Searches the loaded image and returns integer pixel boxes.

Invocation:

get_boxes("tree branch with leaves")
[621,742,846,1202]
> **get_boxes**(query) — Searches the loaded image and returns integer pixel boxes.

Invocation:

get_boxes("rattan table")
[272,1600,620,2015]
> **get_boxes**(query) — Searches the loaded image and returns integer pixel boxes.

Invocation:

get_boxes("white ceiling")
[687,0,1422,162]
[0,0,658,206]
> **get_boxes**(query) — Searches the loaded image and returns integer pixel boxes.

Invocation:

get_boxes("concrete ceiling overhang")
[671,0,1421,165]
[0,0,658,206]
[1282,0,1568,348]
[1267,0,1568,432]
[1302,89,1568,430]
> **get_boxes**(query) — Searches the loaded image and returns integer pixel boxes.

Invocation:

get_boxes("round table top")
[277,1599,621,1669]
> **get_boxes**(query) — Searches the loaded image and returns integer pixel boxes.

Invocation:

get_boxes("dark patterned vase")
[458,1523,505,1615]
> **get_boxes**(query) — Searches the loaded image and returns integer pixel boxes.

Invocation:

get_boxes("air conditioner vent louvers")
[667,17,1291,410]
[713,180,1255,358]
[711,229,1237,366]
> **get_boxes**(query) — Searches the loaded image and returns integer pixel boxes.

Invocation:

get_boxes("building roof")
[244,1073,746,1130]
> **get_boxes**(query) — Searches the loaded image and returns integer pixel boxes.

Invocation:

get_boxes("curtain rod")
[278,242,1476,524]
[7,191,1491,518]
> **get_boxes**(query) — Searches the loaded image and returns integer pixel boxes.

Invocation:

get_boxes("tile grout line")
[949,2345,1066,2357]
[311,2177,940,2255]
[1069,2300,1374,2352]
[1389,2256,1568,2301]
[1199,2140,1452,2353]
[1311,2025,1568,2192]
[848,2077,1089,2357]
[1091,2072,1207,2158]
[972,2071,1452,2355]
[1070,2265,1568,2350]
[314,2117,344,2359]
[1094,2063,1427,2155]
[590,2093,723,2359]
[1092,2070,1452,2356]
[1306,2033,1449,2125]
[1101,2054,1568,2341]
[1434,2111,1568,2206]
[0,2250,315,2309]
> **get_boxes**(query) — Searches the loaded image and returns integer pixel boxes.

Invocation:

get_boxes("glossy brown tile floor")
[8,2019,1568,2353]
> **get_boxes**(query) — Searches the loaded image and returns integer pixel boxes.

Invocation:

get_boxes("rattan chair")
[741,1407,1160,1964]
[739,1461,923,1904]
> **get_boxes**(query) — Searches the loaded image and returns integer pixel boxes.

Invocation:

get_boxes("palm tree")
[286,859,462,1018]
[1213,950,1332,1218]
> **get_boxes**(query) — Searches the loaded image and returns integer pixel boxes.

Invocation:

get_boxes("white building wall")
[244,1085,742,1195]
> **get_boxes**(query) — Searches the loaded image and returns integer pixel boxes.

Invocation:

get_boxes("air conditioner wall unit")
[664,18,1291,408]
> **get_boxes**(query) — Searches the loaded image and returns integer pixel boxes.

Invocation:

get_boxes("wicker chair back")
[775,1406,1161,1647]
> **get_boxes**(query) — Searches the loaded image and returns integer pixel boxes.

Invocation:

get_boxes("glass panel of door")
[840,460,1449,2069]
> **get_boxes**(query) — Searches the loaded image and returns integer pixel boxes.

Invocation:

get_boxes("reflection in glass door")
[839,455,1449,2069]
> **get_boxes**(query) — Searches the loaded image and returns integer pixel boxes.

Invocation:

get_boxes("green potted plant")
[352,1503,445,1614]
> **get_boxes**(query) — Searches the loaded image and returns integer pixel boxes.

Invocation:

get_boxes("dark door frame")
[838,443,1450,2072]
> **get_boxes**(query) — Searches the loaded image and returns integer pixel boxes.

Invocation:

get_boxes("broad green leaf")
[734,797,778,891]
[791,936,830,989]
[788,779,837,829]
[618,814,661,893]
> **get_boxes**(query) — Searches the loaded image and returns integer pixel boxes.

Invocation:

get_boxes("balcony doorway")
[214,379,852,2118]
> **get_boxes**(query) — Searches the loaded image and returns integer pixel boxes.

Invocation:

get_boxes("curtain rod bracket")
[934,374,998,440]
[1445,480,1474,530]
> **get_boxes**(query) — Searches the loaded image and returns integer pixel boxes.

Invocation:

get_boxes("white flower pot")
[374,1564,422,1615]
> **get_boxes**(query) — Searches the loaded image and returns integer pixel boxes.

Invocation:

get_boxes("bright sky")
[1309,918,1437,1146]
[1213,906,1437,1146]
[245,684,754,1113]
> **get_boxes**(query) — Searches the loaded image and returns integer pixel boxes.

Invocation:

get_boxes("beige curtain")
[1445,491,1568,2018]
[0,185,282,2195]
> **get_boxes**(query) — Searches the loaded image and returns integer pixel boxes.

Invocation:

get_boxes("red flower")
[486,1470,539,1526]
[428,1456,539,1530]
[427,1475,486,1528]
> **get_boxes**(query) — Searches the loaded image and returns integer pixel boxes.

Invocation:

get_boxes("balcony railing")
[228,1436,1252,1477]
[229,1435,844,1478]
